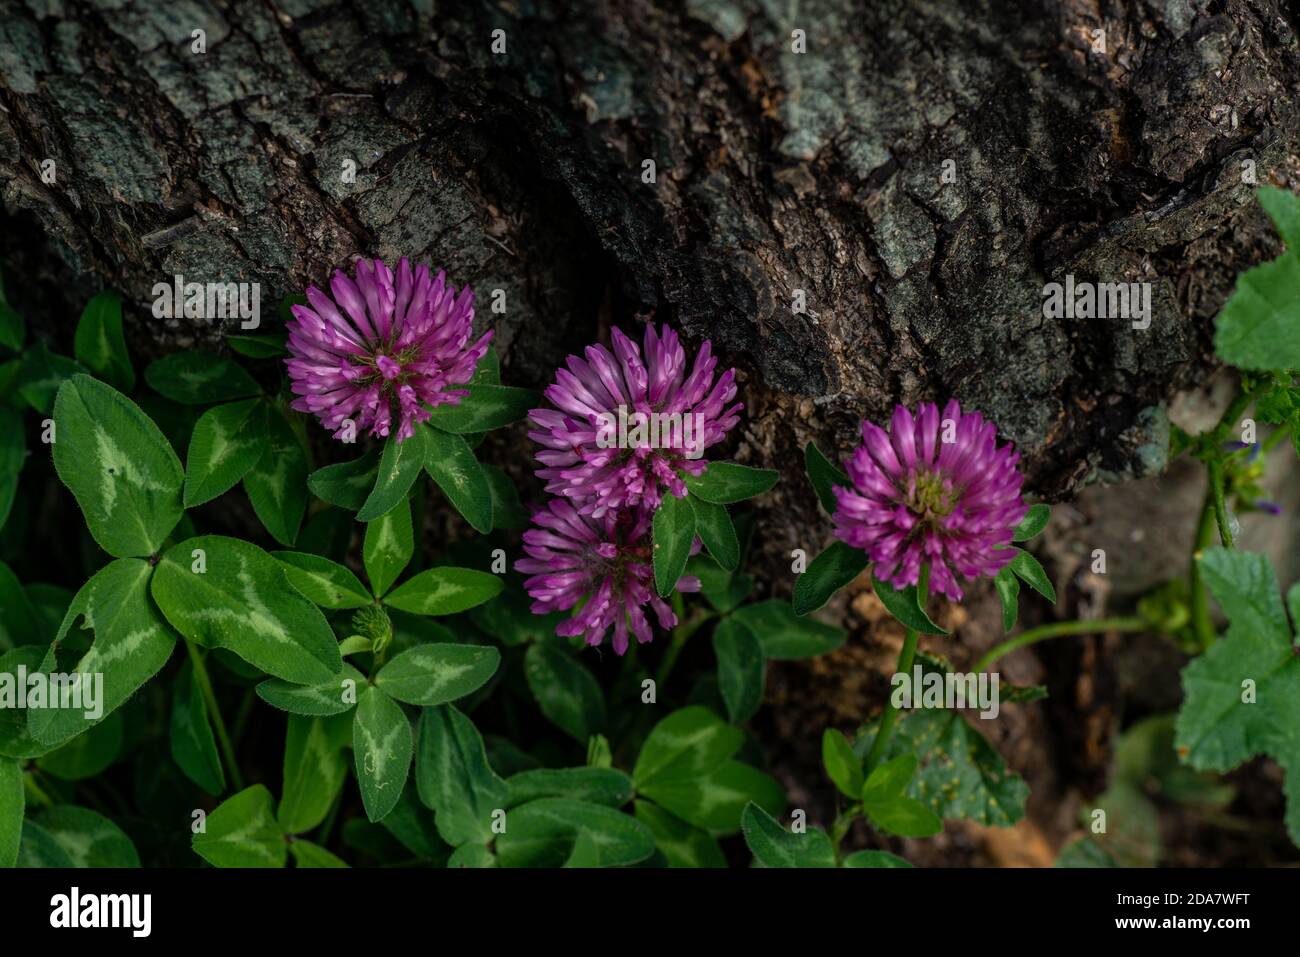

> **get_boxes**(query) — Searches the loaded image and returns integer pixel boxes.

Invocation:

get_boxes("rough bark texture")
[4,0,1300,862]
[3,0,1299,482]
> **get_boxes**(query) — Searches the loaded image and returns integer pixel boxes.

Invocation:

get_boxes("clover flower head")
[285,257,492,443]
[528,324,742,518]
[517,498,700,655]
[833,400,1027,602]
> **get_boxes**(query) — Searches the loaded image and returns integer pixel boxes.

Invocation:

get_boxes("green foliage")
[1214,187,1300,370]
[1176,548,1300,842]
[53,375,183,558]
[652,492,695,597]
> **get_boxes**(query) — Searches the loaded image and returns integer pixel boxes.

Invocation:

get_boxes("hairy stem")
[864,565,928,775]
[973,617,1148,673]
[185,640,245,792]
[1207,457,1233,547]
[1189,494,1217,650]
[829,803,861,864]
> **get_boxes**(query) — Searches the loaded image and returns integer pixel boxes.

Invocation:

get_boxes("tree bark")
[3,0,1298,493]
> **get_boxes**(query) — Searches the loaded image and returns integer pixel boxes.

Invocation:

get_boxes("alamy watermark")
[50,887,151,937]
[1041,273,1151,330]
[152,273,260,329]
[890,665,1000,719]
[595,405,706,459]
[0,665,103,720]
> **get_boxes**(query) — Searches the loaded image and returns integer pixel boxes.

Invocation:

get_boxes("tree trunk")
[4,0,1300,864]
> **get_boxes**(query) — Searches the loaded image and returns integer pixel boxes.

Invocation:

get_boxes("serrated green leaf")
[1008,548,1056,602]
[1012,503,1050,542]
[1258,185,1300,249]
[1214,245,1300,371]
[731,599,845,658]
[689,496,739,571]
[375,643,500,706]
[652,493,695,597]
[28,559,178,747]
[861,709,1029,827]
[872,574,948,635]
[169,660,224,795]
[256,663,365,716]
[634,800,725,868]
[685,461,779,504]
[192,784,285,868]
[424,384,539,433]
[274,551,371,608]
[861,753,917,805]
[496,798,655,868]
[145,351,260,405]
[0,648,52,758]
[379,781,451,862]
[507,767,634,808]
[279,712,351,834]
[524,641,606,742]
[713,617,765,724]
[31,806,140,867]
[804,441,849,513]
[18,343,84,415]
[423,427,493,533]
[363,498,412,598]
[382,567,503,617]
[994,565,1019,632]
[308,449,380,510]
[357,427,428,522]
[52,374,184,558]
[151,536,342,685]
[471,346,500,385]
[1175,548,1300,842]
[863,795,942,837]
[16,820,74,867]
[639,758,784,835]
[184,398,268,507]
[633,707,742,790]
[480,463,528,530]
[793,540,869,616]
[74,290,134,392]
[822,728,863,799]
[244,408,307,546]
[415,705,508,847]
[447,843,495,868]
[741,802,834,867]
[467,585,563,646]
[36,712,123,781]
[688,555,752,614]
[353,685,413,823]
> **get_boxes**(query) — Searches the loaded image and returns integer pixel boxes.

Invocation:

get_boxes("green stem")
[185,640,245,791]
[829,804,861,865]
[1207,457,1233,547]
[864,566,928,775]
[1189,494,1217,650]
[1262,422,1292,453]
[973,617,1147,673]
[23,772,54,808]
